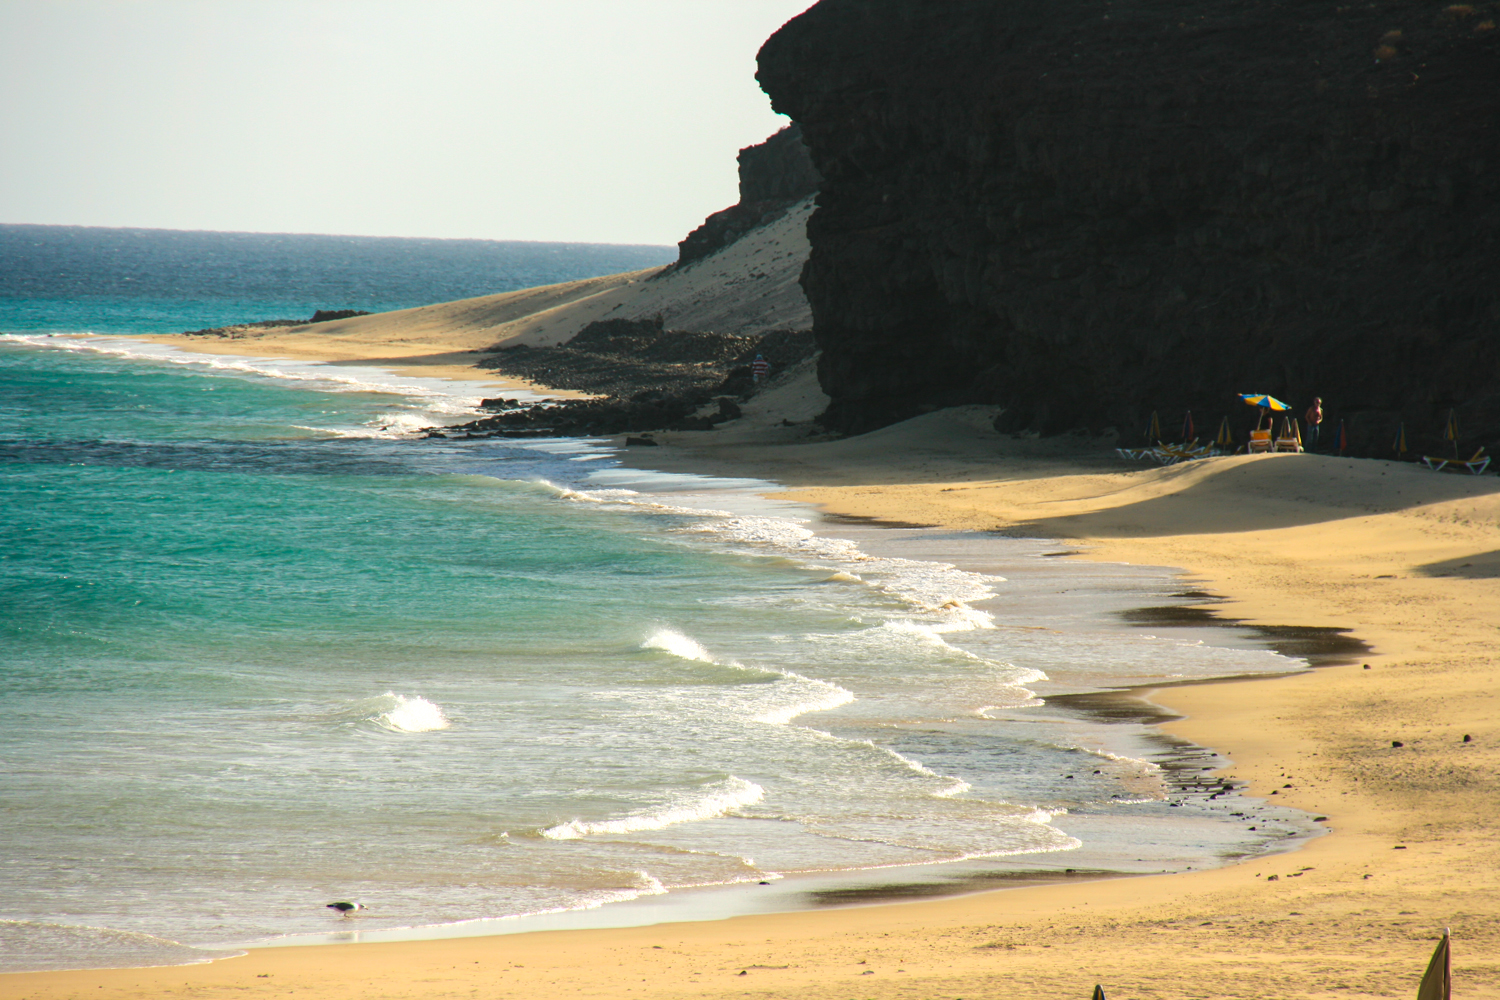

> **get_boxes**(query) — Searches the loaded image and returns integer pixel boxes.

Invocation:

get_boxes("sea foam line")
[639,627,855,724]
[541,776,765,840]
[0,333,497,420]
[541,480,1006,630]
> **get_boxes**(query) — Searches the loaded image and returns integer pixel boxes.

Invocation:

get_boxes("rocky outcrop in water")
[676,125,821,267]
[758,0,1500,452]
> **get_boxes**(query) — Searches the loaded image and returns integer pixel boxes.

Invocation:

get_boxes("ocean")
[0,225,1319,973]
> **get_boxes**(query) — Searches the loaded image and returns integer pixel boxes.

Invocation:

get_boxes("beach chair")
[1422,447,1490,475]
[1248,429,1273,454]
[1143,442,1213,465]
[1274,417,1303,453]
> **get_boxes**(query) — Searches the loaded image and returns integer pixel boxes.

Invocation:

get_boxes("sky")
[0,0,816,246]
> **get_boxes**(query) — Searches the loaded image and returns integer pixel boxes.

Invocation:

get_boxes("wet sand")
[13,403,1500,998]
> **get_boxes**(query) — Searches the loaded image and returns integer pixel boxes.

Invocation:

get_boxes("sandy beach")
[13,399,1500,998]
[11,321,1500,998]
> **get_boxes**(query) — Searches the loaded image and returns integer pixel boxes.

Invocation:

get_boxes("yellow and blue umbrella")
[1394,422,1408,456]
[1147,410,1162,444]
[1239,393,1290,411]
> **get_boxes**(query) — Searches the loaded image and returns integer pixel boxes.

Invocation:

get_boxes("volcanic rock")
[758,0,1500,451]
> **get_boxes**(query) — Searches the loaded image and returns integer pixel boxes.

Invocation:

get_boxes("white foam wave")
[845,620,1046,709]
[545,481,736,518]
[365,692,450,733]
[291,411,438,440]
[637,626,856,724]
[0,333,520,424]
[1079,747,1163,772]
[858,738,973,799]
[540,480,1002,627]
[541,777,764,840]
[668,514,1003,627]
[751,672,857,724]
[642,628,716,663]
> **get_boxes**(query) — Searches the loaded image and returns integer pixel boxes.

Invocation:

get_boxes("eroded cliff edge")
[758,0,1499,449]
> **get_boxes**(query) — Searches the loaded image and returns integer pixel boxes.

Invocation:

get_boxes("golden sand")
[11,300,1500,999]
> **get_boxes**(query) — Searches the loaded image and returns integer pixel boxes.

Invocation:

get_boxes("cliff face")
[758,0,1500,449]
[677,125,821,266]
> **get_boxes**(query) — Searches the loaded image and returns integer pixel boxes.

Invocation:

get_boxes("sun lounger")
[1142,442,1214,465]
[1421,448,1490,475]
[1117,443,1216,465]
[1248,429,1273,454]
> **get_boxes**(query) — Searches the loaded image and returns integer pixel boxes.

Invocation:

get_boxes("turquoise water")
[0,223,674,334]
[0,231,1317,973]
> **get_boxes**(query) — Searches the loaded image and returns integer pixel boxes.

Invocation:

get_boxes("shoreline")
[3,481,1323,985]
[8,350,1500,997]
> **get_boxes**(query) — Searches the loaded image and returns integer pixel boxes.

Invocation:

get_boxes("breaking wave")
[541,777,765,840]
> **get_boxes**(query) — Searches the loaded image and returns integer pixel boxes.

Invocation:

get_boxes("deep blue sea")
[0,225,1314,973]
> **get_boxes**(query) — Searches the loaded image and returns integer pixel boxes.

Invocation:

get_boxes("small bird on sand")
[326,901,366,916]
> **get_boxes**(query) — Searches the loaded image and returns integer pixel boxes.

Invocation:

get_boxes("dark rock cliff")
[676,125,821,266]
[758,0,1500,451]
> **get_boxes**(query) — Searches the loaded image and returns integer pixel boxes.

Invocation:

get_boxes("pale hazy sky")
[0,1,814,245]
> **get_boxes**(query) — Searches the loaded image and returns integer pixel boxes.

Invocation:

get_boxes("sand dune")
[141,199,813,385]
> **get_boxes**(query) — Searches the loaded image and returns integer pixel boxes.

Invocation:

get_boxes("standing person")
[751,354,771,384]
[1304,397,1324,450]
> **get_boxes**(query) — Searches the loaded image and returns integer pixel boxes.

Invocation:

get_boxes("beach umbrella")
[1216,416,1233,449]
[1338,418,1349,455]
[1147,410,1161,444]
[1182,410,1195,442]
[1394,422,1408,457]
[1093,986,1107,1000]
[1417,929,1450,1000]
[1239,393,1290,412]
[1445,409,1459,457]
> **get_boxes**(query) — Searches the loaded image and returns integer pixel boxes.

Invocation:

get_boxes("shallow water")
[0,233,1316,972]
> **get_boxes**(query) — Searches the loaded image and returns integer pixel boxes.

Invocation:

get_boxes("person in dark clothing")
[1305,397,1324,450]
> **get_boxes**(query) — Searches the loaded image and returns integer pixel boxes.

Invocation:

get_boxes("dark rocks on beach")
[181,309,371,337]
[441,318,816,439]
[476,316,812,400]
[430,393,722,439]
[309,309,371,323]
[757,0,1500,451]
[180,318,305,338]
